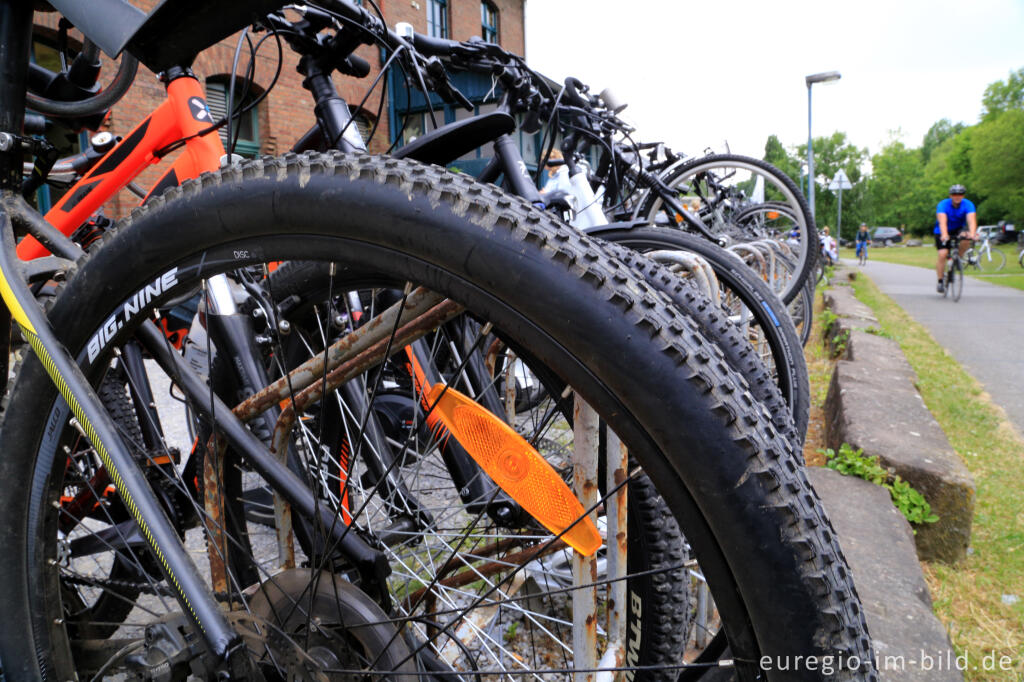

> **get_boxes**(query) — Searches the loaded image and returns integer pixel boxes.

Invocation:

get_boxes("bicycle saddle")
[46,0,285,71]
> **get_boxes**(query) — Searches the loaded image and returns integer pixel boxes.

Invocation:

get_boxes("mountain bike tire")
[0,153,874,680]
[595,228,809,447]
[636,154,818,304]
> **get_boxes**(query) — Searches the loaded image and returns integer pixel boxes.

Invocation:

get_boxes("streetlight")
[805,70,841,222]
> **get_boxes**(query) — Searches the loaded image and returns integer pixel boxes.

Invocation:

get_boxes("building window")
[427,0,448,38]
[481,2,498,43]
[206,78,261,157]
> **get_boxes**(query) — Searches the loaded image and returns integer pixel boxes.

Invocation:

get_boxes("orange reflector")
[767,211,779,220]
[425,383,602,555]
[674,213,684,224]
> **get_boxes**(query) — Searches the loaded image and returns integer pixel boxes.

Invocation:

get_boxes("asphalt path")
[849,258,1024,435]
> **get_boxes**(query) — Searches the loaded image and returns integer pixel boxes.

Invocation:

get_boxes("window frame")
[481,1,499,43]
[205,77,261,158]
[427,0,449,38]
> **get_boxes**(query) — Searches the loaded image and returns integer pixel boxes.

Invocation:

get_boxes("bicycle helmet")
[949,184,967,195]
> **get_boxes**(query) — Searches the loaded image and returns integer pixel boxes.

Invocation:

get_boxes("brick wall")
[34,0,523,219]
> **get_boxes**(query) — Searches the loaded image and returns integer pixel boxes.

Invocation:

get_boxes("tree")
[762,134,806,207]
[981,68,1024,122]
[970,109,1024,224]
[866,140,932,235]
[921,119,965,165]
[763,134,801,186]
[795,132,869,240]
[923,128,974,201]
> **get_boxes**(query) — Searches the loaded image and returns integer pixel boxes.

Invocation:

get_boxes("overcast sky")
[524,0,1024,164]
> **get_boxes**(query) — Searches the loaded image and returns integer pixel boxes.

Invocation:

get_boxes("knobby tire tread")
[0,152,874,680]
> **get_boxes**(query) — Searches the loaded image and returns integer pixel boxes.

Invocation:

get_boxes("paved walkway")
[847,259,1024,435]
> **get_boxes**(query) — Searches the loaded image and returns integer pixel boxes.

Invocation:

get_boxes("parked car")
[986,221,1017,243]
[871,227,903,246]
[978,225,1002,242]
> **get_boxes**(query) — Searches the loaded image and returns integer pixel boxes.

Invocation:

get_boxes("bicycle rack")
[572,395,601,680]
[646,250,720,303]
[573,396,629,682]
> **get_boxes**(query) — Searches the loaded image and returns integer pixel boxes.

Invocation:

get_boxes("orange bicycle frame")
[18,73,225,261]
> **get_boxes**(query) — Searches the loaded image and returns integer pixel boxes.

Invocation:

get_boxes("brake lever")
[424,57,474,111]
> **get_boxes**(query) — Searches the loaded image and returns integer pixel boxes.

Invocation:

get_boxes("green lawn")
[839,242,1024,291]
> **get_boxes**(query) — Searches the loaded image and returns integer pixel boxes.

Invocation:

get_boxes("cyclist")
[935,184,977,293]
[855,223,870,262]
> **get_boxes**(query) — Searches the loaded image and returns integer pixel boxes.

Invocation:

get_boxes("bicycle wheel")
[951,259,964,301]
[594,227,809,447]
[636,154,817,304]
[978,247,1006,272]
[0,153,874,680]
[206,260,694,671]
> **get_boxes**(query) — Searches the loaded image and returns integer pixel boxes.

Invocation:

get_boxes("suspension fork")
[300,54,366,153]
[203,276,356,563]
[403,337,522,524]
[121,339,167,454]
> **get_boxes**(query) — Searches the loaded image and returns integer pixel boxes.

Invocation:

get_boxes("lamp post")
[805,70,841,222]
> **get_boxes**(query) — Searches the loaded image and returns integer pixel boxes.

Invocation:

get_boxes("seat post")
[0,2,32,396]
[0,2,33,190]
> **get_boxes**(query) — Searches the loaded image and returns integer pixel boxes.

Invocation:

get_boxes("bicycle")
[965,232,1006,271]
[941,234,970,301]
[11,11,700,675]
[0,1,875,679]
[857,242,869,266]
[381,38,810,441]
[23,5,802,655]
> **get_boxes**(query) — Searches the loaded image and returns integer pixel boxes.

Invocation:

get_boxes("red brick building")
[33,0,525,218]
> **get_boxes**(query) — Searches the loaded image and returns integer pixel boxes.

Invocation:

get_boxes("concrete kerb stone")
[825,361,974,563]
[807,468,962,681]
[822,285,879,357]
[822,276,975,564]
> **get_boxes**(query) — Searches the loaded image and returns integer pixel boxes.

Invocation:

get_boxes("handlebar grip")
[342,54,372,78]
[411,32,460,56]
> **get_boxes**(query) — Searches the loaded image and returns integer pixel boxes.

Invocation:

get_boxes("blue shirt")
[933,197,976,234]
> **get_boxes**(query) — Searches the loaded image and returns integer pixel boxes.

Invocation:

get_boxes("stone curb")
[808,468,962,681]
[823,268,975,564]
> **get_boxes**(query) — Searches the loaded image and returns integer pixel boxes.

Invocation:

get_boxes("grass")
[840,242,1024,291]
[843,273,1024,679]
[801,289,832,466]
